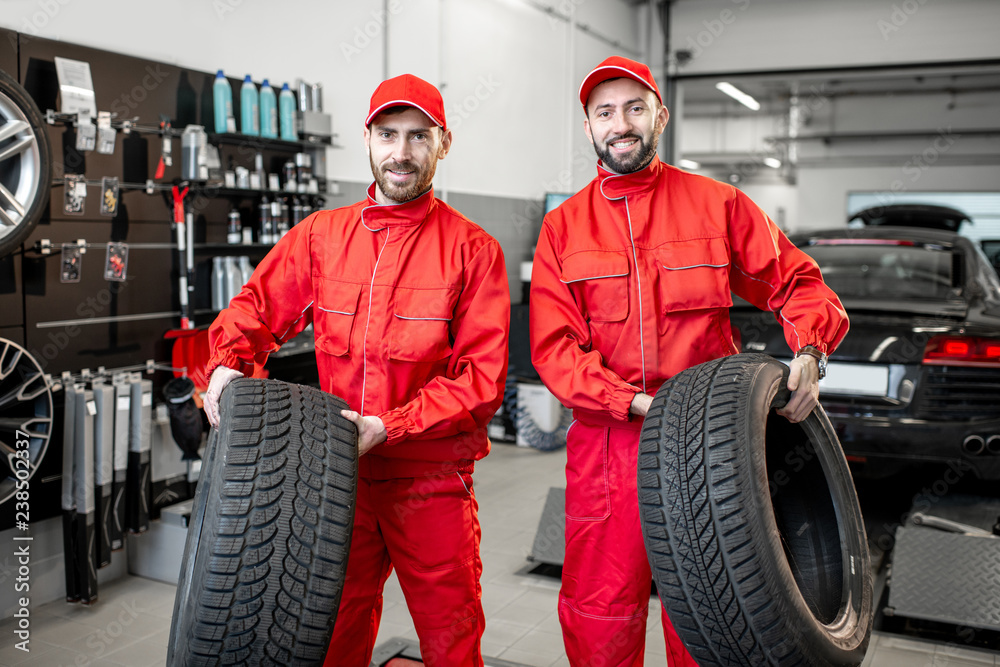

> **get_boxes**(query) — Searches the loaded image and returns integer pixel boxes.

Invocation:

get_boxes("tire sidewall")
[742,358,871,664]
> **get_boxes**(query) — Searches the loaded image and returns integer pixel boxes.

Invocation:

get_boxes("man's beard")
[370,155,436,203]
[593,130,659,174]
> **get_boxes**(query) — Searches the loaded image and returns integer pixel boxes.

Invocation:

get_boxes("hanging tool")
[61,386,81,602]
[171,185,194,330]
[154,116,172,180]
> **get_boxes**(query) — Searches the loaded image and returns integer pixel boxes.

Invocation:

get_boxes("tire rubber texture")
[168,379,358,666]
[638,353,873,666]
[0,68,51,259]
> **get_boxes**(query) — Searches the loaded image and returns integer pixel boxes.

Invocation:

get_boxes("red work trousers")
[324,471,485,667]
[559,421,699,667]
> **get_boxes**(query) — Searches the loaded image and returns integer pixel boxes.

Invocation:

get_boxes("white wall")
[670,0,1000,75]
[1,0,642,200]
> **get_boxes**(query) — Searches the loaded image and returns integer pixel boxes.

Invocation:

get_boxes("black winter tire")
[638,353,873,666]
[0,68,51,259]
[168,379,358,666]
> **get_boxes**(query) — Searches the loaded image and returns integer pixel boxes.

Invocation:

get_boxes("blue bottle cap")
[262,79,270,87]
[216,70,225,78]
[244,74,253,83]
[281,82,290,91]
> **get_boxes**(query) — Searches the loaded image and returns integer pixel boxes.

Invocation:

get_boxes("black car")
[731,226,1000,480]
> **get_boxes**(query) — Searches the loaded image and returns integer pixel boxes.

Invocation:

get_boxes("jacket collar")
[361,183,436,231]
[597,155,662,200]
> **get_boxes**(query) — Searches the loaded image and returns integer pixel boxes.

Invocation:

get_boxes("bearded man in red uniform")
[529,56,849,666]
[204,74,510,666]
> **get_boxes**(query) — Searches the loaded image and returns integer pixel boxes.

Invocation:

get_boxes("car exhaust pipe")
[962,435,986,456]
[987,435,1000,456]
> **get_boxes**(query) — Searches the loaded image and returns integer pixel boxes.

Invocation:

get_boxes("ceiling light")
[715,82,760,111]
[678,159,701,170]
[763,157,781,168]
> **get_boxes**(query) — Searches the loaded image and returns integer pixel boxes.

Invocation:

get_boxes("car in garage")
[732,226,1000,479]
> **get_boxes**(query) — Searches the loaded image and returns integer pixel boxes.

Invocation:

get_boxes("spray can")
[240,75,259,136]
[212,257,226,311]
[259,195,273,244]
[259,79,277,139]
[213,71,234,134]
[279,83,297,141]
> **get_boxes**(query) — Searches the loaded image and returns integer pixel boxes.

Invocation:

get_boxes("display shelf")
[207,133,338,150]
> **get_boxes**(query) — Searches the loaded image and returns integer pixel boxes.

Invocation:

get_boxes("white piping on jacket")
[560,271,629,284]
[662,262,729,270]
[317,307,355,315]
[279,301,314,341]
[394,314,451,321]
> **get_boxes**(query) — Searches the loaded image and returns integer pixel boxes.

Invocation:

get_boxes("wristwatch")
[795,345,828,380]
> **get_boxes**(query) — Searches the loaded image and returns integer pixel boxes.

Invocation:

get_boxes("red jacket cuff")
[379,410,410,446]
[609,384,641,422]
[206,354,254,380]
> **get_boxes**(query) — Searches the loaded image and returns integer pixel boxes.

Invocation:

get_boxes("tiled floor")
[2,443,999,666]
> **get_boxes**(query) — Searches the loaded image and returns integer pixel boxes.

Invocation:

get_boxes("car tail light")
[923,335,1000,367]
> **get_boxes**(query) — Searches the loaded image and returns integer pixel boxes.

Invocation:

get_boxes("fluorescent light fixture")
[763,157,782,168]
[715,82,760,111]
[678,159,701,170]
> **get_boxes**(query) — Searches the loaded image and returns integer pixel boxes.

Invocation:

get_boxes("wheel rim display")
[0,339,53,505]
[0,89,43,246]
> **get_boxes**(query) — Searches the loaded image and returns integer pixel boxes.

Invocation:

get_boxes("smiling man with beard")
[204,74,510,666]
[529,56,848,666]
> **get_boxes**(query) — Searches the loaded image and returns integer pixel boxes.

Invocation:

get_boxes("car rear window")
[802,242,959,300]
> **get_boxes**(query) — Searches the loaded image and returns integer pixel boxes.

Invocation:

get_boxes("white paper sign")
[54,57,97,116]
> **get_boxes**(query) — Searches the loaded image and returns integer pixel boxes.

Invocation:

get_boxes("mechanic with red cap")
[204,74,510,666]
[529,56,848,666]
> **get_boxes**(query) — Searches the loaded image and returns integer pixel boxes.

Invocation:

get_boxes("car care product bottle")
[258,195,272,244]
[278,198,290,238]
[279,83,297,141]
[291,196,304,226]
[238,256,253,286]
[227,208,242,244]
[240,75,259,136]
[302,198,313,220]
[259,79,277,139]
[213,71,234,134]
[212,257,226,310]
[224,256,242,306]
[271,198,284,238]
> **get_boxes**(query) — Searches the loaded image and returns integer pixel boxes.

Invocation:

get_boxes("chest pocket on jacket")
[314,281,362,357]
[560,251,629,322]
[656,237,733,312]
[389,287,456,363]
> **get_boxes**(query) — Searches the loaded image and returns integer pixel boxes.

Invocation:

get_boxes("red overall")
[530,157,848,666]
[209,185,510,666]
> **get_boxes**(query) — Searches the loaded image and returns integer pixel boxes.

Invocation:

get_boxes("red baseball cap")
[579,56,661,111]
[366,74,447,130]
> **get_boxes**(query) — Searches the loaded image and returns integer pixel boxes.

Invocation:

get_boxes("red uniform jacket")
[530,157,848,425]
[208,185,510,479]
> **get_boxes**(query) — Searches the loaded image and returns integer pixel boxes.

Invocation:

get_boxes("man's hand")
[204,366,244,429]
[777,355,819,423]
[340,410,388,456]
[629,393,653,418]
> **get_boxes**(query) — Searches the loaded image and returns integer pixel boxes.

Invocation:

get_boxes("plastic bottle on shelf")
[278,198,290,238]
[279,83,297,141]
[259,79,277,139]
[212,257,226,310]
[224,256,243,307]
[227,209,242,244]
[259,195,273,244]
[240,75,259,136]
[238,256,253,286]
[213,71,234,134]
